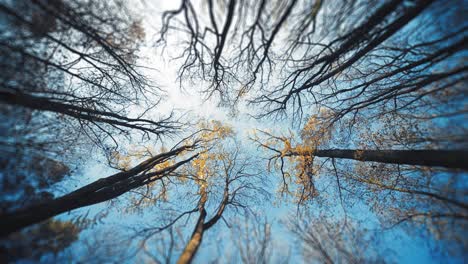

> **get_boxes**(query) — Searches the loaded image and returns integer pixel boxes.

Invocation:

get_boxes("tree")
[177,141,261,263]
[253,110,467,254]
[0,105,81,262]
[228,215,291,264]
[253,127,468,170]
[289,215,393,264]
[0,140,199,236]
[124,122,266,263]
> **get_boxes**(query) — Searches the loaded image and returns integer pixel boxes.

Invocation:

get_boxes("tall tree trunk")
[0,149,196,237]
[0,175,143,237]
[288,149,468,170]
[177,185,208,264]
[177,182,229,264]
[177,209,207,264]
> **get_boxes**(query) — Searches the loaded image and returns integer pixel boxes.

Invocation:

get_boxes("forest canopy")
[0,0,467,263]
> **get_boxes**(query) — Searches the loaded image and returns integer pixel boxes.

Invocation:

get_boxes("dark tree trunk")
[311,149,468,170]
[0,175,143,237]
[0,149,196,237]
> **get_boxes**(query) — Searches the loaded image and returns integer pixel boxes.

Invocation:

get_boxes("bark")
[289,149,468,170]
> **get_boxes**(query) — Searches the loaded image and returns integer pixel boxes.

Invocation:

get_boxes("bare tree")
[177,144,262,263]
[120,123,267,264]
[229,215,277,264]
[289,215,392,264]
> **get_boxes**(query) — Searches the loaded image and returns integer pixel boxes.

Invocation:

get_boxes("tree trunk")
[311,149,468,170]
[176,182,229,264]
[177,184,208,264]
[0,175,143,237]
[177,209,207,264]
[0,150,196,237]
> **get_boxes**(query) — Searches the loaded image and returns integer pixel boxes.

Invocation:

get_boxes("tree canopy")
[0,0,467,263]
